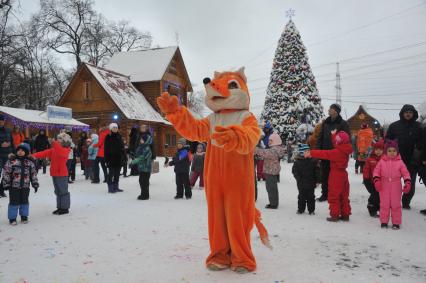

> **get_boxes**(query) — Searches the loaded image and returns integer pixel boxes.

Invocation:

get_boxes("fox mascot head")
[202,67,250,112]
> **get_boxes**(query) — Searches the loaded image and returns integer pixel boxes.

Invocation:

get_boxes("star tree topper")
[286,8,296,20]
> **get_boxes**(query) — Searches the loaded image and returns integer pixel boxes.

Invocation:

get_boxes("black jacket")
[34,133,50,152]
[316,115,350,150]
[104,132,125,167]
[169,147,191,174]
[0,126,13,158]
[292,157,320,190]
[386,104,423,168]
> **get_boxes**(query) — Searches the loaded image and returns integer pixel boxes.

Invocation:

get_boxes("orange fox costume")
[157,67,269,272]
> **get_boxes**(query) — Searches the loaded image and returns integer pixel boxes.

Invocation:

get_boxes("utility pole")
[335,62,342,106]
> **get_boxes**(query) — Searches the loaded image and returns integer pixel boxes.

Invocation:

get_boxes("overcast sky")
[20,0,426,124]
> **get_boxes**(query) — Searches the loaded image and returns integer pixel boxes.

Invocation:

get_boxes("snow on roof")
[106,46,177,82]
[0,106,89,128]
[85,63,169,124]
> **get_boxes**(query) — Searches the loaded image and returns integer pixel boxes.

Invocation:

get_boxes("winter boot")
[52,209,60,215]
[174,195,183,199]
[309,211,315,215]
[9,219,17,225]
[420,209,426,215]
[402,204,411,210]
[21,216,28,224]
[108,184,115,193]
[340,216,350,222]
[57,209,69,215]
[381,223,388,229]
[265,204,278,209]
[114,184,123,192]
[326,217,339,222]
[392,224,400,230]
[296,210,304,214]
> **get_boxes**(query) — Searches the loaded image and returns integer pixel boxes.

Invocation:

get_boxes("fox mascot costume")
[157,67,269,273]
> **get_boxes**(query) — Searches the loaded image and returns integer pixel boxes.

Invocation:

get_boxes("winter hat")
[16,143,30,156]
[268,133,282,146]
[0,114,5,121]
[334,131,350,145]
[177,138,186,146]
[57,132,72,147]
[297,143,310,156]
[264,121,272,130]
[330,103,342,114]
[372,139,384,150]
[109,123,118,130]
[385,139,399,153]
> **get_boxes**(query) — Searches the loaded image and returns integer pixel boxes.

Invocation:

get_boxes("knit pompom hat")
[333,131,350,145]
[297,143,310,156]
[57,132,72,147]
[372,139,384,150]
[16,143,30,156]
[109,123,118,130]
[385,139,399,153]
[268,133,282,146]
[177,138,186,146]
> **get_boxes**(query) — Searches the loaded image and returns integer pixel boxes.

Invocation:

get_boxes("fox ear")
[237,67,247,83]
[214,71,220,79]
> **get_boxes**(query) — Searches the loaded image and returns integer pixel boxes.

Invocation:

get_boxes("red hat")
[334,131,350,145]
[372,139,384,150]
[385,139,399,153]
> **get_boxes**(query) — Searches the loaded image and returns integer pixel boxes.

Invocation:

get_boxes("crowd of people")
[0,103,425,229]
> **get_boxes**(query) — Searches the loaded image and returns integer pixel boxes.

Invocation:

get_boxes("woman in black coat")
[104,123,125,193]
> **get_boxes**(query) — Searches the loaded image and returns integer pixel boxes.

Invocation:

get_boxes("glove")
[374,179,382,192]
[157,92,180,115]
[211,126,238,152]
[402,181,411,194]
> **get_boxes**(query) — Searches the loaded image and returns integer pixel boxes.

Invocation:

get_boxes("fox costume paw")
[211,126,238,152]
[157,92,180,115]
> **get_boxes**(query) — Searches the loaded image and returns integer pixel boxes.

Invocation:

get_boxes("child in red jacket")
[373,140,411,230]
[362,139,384,218]
[32,133,71,215]
[305,130,353,222]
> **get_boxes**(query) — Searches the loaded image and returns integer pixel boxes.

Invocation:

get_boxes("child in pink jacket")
[373,140,411,230]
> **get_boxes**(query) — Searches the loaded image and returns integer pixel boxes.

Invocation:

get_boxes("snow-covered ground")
[1,160,425,283]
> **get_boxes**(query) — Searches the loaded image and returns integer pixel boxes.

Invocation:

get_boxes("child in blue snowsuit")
[2,143,39,225]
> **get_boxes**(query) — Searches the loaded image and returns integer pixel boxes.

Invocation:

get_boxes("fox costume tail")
[254,208,272,249]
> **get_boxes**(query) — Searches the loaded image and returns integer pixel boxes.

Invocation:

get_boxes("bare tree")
[104,20,152,56]
[84,14,110,66]
[188,91,206,118]
[35,0,95,68]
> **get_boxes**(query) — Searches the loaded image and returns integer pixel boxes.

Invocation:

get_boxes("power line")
[243,2,426,68]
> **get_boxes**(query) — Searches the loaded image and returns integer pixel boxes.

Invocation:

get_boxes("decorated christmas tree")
[260,16,323,144]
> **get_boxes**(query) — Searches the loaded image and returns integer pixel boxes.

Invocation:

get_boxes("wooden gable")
[347,105,380,136]
[58,65,118,114]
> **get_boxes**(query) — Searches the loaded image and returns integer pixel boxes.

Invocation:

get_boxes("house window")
[171,135,176,146]
[165,134,171,146]
[168,59,178,75]
[84,81,91,101]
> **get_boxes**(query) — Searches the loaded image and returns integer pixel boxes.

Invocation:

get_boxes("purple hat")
[385,139,399,153]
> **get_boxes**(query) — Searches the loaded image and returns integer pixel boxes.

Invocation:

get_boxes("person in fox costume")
[157,67,270,274]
